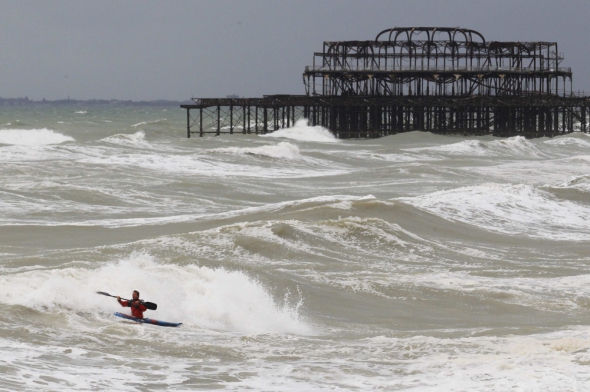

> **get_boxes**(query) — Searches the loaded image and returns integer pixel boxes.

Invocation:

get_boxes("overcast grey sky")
[1,0,589,100]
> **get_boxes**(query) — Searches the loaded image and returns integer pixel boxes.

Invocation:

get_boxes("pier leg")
[255,107,259,134]
[186,108,190,138]
[264,107,268,134]
[554,107,559,137]
[199,107,203,137]
[230,105,233,134]
[216,105,221,136]
[243,106,246,134]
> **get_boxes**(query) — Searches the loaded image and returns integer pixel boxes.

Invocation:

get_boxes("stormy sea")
[1,103,590,391]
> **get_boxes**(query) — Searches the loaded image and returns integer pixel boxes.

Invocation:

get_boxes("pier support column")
[230,105,233,134]
[186,108,190,138]
[263,107,268,134]
[216,105,221,136]
[199,107,203,137]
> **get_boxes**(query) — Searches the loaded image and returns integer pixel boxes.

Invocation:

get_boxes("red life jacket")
[118,299,147,319]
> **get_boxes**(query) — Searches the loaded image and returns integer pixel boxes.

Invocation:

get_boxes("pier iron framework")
[181,27,590,138]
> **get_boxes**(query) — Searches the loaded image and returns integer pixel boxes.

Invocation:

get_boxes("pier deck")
[181,94,590,138]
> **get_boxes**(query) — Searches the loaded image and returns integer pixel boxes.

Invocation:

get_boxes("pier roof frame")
[305,26,569,98]
[374,27,486,46]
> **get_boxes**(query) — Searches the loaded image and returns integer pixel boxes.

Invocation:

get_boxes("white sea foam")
[544,136,590,148]
[351,328,590,391]
[402,270,590,312]
[0,194,375,227]
[261,119,339,143]
[368,152,441,162]
[0,253,311,335]
[320,149,441,162]
[210,141,301,160]
[100,130,150,147]
[466,154,590,185]
[551,175,590,193]
[77,147,348,179]
[399,183,590,240]
[131,118,168,127]
[2,321,589,391]
[0,128,74,145]
[404,136,545,157]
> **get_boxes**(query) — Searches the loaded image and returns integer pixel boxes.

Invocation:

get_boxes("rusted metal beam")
[182,26,588,139]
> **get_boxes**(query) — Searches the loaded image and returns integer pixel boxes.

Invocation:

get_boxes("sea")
[1,103,590,391]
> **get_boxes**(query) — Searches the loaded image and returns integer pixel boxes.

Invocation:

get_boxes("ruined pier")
[181,27,590,138]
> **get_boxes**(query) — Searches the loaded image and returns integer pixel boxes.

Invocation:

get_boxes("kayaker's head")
[132,290,140,300]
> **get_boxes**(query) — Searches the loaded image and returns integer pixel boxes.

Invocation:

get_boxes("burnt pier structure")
[181,27,590,138]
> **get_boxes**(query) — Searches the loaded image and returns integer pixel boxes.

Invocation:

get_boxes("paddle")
[96,291,158,310]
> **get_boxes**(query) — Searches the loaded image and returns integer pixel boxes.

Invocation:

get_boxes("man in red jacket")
[116,290,147,319]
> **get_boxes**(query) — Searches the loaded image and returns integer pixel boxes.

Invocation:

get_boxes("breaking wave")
[100,131,150,147]
[404,136,545,158]
[210,141,301,160]
[131,118,168,127]
[551,175,590,193]
[0,253,312,335]
[0,128,74,145]
[399,183,590,240]
[261,119,339,143]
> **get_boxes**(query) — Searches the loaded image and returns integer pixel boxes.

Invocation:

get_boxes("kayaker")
[116,290,147,319]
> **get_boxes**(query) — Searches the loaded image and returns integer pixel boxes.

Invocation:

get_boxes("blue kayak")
[114,312,182,327]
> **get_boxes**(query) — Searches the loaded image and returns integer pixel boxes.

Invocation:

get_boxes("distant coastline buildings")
[0,97,190,106]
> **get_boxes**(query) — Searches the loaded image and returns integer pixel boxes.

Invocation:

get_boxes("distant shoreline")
[0,97,192,106]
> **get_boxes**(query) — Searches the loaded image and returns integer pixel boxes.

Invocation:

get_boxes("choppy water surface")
[1,104,590,391]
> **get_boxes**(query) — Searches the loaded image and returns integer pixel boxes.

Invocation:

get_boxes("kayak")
[114,312,182,328]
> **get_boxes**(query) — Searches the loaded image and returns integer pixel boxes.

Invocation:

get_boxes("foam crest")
[544,136,590,148]
[0,253,311,335]
[404,136,544,157]
[356,328,590,391]
[400,183,590,240]
[100,131,150,147]
[0,128,74,145]
[552,175,590,193]
[131,118,168,127]
[210,141,301,160]
[78,148,347,179]
[261,119,339,143]
[406,270,590,312]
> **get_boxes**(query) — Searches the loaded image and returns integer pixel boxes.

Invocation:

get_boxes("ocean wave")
[131,118,168,127]
[544,136,590,148]
[0,128,74,145]
[210,141,301,160]
[399,183,590,240]
[76,147,348,179]
[404,136,545,158]
[0,194,375,228]
[99,130,150,147]
[0,252,311,335]
[261,119,339,143]
[551,175,590,193]
[354,328,590,391]
[1,120,27,127]
[404,270,590,312]
[466,154,590,185]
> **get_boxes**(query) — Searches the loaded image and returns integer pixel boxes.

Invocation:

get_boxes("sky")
[1,0,589,101]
